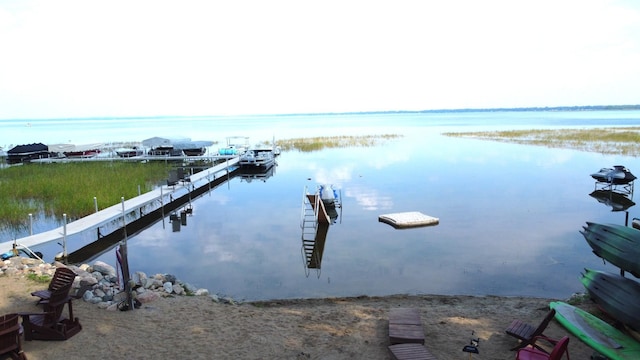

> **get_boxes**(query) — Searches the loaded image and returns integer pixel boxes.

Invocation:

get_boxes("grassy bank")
[443,127,640,156]
[0,161,171,228]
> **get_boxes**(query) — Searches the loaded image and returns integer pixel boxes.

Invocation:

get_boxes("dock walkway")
[0,158,239,254]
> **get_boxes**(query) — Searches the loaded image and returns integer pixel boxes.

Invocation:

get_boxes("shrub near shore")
[0,162,171,228]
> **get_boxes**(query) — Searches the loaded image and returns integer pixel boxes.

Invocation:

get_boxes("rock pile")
[1,256,236,310]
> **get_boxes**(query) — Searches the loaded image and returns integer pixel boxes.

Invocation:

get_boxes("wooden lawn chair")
[0,313,27,359]
[20,282,82,341]
[30,267,77,305]
[505,309,556,351]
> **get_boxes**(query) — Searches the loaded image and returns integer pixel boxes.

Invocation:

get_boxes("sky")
[0,0,639,119]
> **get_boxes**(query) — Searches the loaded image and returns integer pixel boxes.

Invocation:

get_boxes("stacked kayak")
[580,268,640,331]
[580,222,640,277]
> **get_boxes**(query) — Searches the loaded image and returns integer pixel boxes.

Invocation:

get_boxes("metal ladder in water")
[300,186,320,277]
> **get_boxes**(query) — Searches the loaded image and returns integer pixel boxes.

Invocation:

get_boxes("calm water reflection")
[7,111,640,301]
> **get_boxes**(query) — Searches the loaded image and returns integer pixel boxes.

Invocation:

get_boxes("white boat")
[142,136,189,157]
[218,136,250,156]
[62,143,104,158]
[239,147,276,168]
[173,140,213,156]
[116,147,144,158]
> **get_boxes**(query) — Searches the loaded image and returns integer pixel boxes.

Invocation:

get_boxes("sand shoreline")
[1,273,604,360]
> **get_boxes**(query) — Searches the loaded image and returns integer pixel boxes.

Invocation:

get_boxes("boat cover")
[7,143,48,154]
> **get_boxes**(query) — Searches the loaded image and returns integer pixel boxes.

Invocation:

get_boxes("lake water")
[3,110,640,301]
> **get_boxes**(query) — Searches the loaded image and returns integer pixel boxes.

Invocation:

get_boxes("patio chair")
[30,266,77,305]
[20,282,82,341]
[516,335,570,360]
[505,309,556,351]
[0,313,27,360]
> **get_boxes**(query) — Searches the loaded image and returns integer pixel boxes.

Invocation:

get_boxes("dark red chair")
[0,313,27,359]
[30,267,77,305]
[20,282,82,341]
[506,309,556,351]
[516,335,570,360]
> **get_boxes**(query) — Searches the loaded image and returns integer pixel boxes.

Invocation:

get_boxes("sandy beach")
[0,273,602,360]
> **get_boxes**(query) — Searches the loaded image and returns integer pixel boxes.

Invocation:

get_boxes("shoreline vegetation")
[444,127,640,157]
[0,162,172,228]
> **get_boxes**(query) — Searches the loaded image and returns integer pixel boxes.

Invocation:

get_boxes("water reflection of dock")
[300,186,341,277]
[0,158,240,256]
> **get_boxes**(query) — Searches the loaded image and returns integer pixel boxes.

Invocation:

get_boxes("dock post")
[94,197,98,213]
[120,197,134,310]
[62,213,67,261]
[121,197,128,243]
[28,213,33,235]
[226,158,230,189]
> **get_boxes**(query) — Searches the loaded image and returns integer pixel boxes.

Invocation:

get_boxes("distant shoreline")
[3,104,640,121]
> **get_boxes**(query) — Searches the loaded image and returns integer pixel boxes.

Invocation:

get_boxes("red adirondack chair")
[516,336,570,360]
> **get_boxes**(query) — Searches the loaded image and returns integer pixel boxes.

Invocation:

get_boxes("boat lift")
[593,178,635,197]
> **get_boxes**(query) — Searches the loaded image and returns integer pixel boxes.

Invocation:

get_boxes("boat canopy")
[142,136,191,148]
[7,143,48,154]
[47,144,76,153]
[172,140,214,150]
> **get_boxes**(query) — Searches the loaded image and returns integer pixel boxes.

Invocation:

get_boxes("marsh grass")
[275,134,402,152]
[444,127,640,156]
[0,162,171,228]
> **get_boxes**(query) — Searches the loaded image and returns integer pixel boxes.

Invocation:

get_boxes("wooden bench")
[388,308,438,359]
[388,308,425,345]
[388,343,438,360]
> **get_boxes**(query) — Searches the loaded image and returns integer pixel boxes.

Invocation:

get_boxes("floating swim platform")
[378,212,439,229]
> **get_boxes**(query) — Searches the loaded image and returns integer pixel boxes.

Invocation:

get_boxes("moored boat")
[6,143,53,164]
[173,140,213,156]
[63,143,104,158]
[239,147,275,168]
[116,147,144,157]
[218,136,250,156]
[143,136,188,157]
[581,268,640,331]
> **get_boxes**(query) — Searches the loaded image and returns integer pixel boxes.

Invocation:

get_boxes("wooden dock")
[0,157,239,254]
